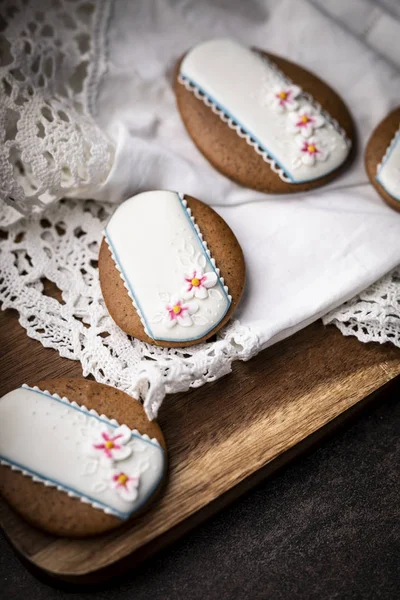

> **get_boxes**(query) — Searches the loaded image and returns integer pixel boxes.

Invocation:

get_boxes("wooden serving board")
[0,306,399,584]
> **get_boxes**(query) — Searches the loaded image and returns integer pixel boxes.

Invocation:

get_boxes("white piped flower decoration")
[164,296,198,329]
[270,84,301,112]
[111,471,139,502]
[88,425,132,463]
[182,268,218,300]
[288,105,325,138]
[295,136,329,166]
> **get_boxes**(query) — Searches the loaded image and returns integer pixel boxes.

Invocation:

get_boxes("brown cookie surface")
[0,379,167,537]
[175,39,354,193]
[99,190,245,347]
[365,107,400,213]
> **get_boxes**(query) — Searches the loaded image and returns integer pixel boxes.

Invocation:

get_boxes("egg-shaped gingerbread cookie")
[175,38,354,193]
[99,190,245,347]
[365,106,400,212]
[0,379,167,537]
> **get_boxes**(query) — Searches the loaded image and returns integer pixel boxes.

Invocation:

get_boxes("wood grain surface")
[0,305,399,583]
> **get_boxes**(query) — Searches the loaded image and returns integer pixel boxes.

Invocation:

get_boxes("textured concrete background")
[1,382,399,599]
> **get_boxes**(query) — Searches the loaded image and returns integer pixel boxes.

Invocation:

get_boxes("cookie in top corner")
[365,106,400,213]
[174,38,354,194]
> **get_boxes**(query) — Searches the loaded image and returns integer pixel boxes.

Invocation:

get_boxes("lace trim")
[134,319,261,419]
[0,0,115,226]
[323,266,400,348]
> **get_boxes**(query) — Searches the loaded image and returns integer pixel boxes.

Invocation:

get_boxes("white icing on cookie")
[0,385,165,520]
[376,127,400,202]
[105,190,231,343]
[179,39,350,184]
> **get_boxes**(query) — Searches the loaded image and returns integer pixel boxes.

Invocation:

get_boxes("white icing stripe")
[376,127,400,202]
[178,74,291,183]
[179,39,350,184]
[0,457,122,518]
[260,53,349,142]
[0,386,165,520]
[105,190,232,343]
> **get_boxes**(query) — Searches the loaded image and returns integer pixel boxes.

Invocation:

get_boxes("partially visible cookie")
[365,107,400,213]
[175,38,354,193]
[0,379,167,537]
[99,190,245,347]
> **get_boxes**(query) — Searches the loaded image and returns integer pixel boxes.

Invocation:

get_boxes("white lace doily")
[323,267,400,348]
[0,199,259,418]
[0,0,114,227]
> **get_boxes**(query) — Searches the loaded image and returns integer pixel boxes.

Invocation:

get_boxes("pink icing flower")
[90,425,132,462]
[182,267,218,300]
[271,84,301,112]
[111,471,139,502]
[296,136,328,165]
[288,105,325,138]
[164,296,198,329]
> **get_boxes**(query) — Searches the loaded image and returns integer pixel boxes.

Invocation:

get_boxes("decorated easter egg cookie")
[99,190,245,347]
[175,38,354,193]
[365,107,400,213]
[0,379,167,537]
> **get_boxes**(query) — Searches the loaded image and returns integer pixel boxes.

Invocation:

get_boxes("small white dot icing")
[0,386,165,520]
[105,190,231,343]
[179,38,350,184]
[376,127,400,202]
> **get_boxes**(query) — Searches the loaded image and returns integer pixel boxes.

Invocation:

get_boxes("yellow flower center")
[117,474,128,485]
[105,440,115,449]
[301,115,309,123]
[173,305,182,314]
[191,277,200,287]
[278,91,288,100]
[307,144,317,153]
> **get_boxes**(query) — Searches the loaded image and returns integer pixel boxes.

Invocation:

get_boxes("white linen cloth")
[97,0,400,349]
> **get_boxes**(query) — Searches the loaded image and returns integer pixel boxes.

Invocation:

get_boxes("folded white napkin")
[96,0,400,350]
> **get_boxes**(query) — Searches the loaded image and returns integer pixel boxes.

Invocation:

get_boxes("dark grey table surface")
[1,380,399,599]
